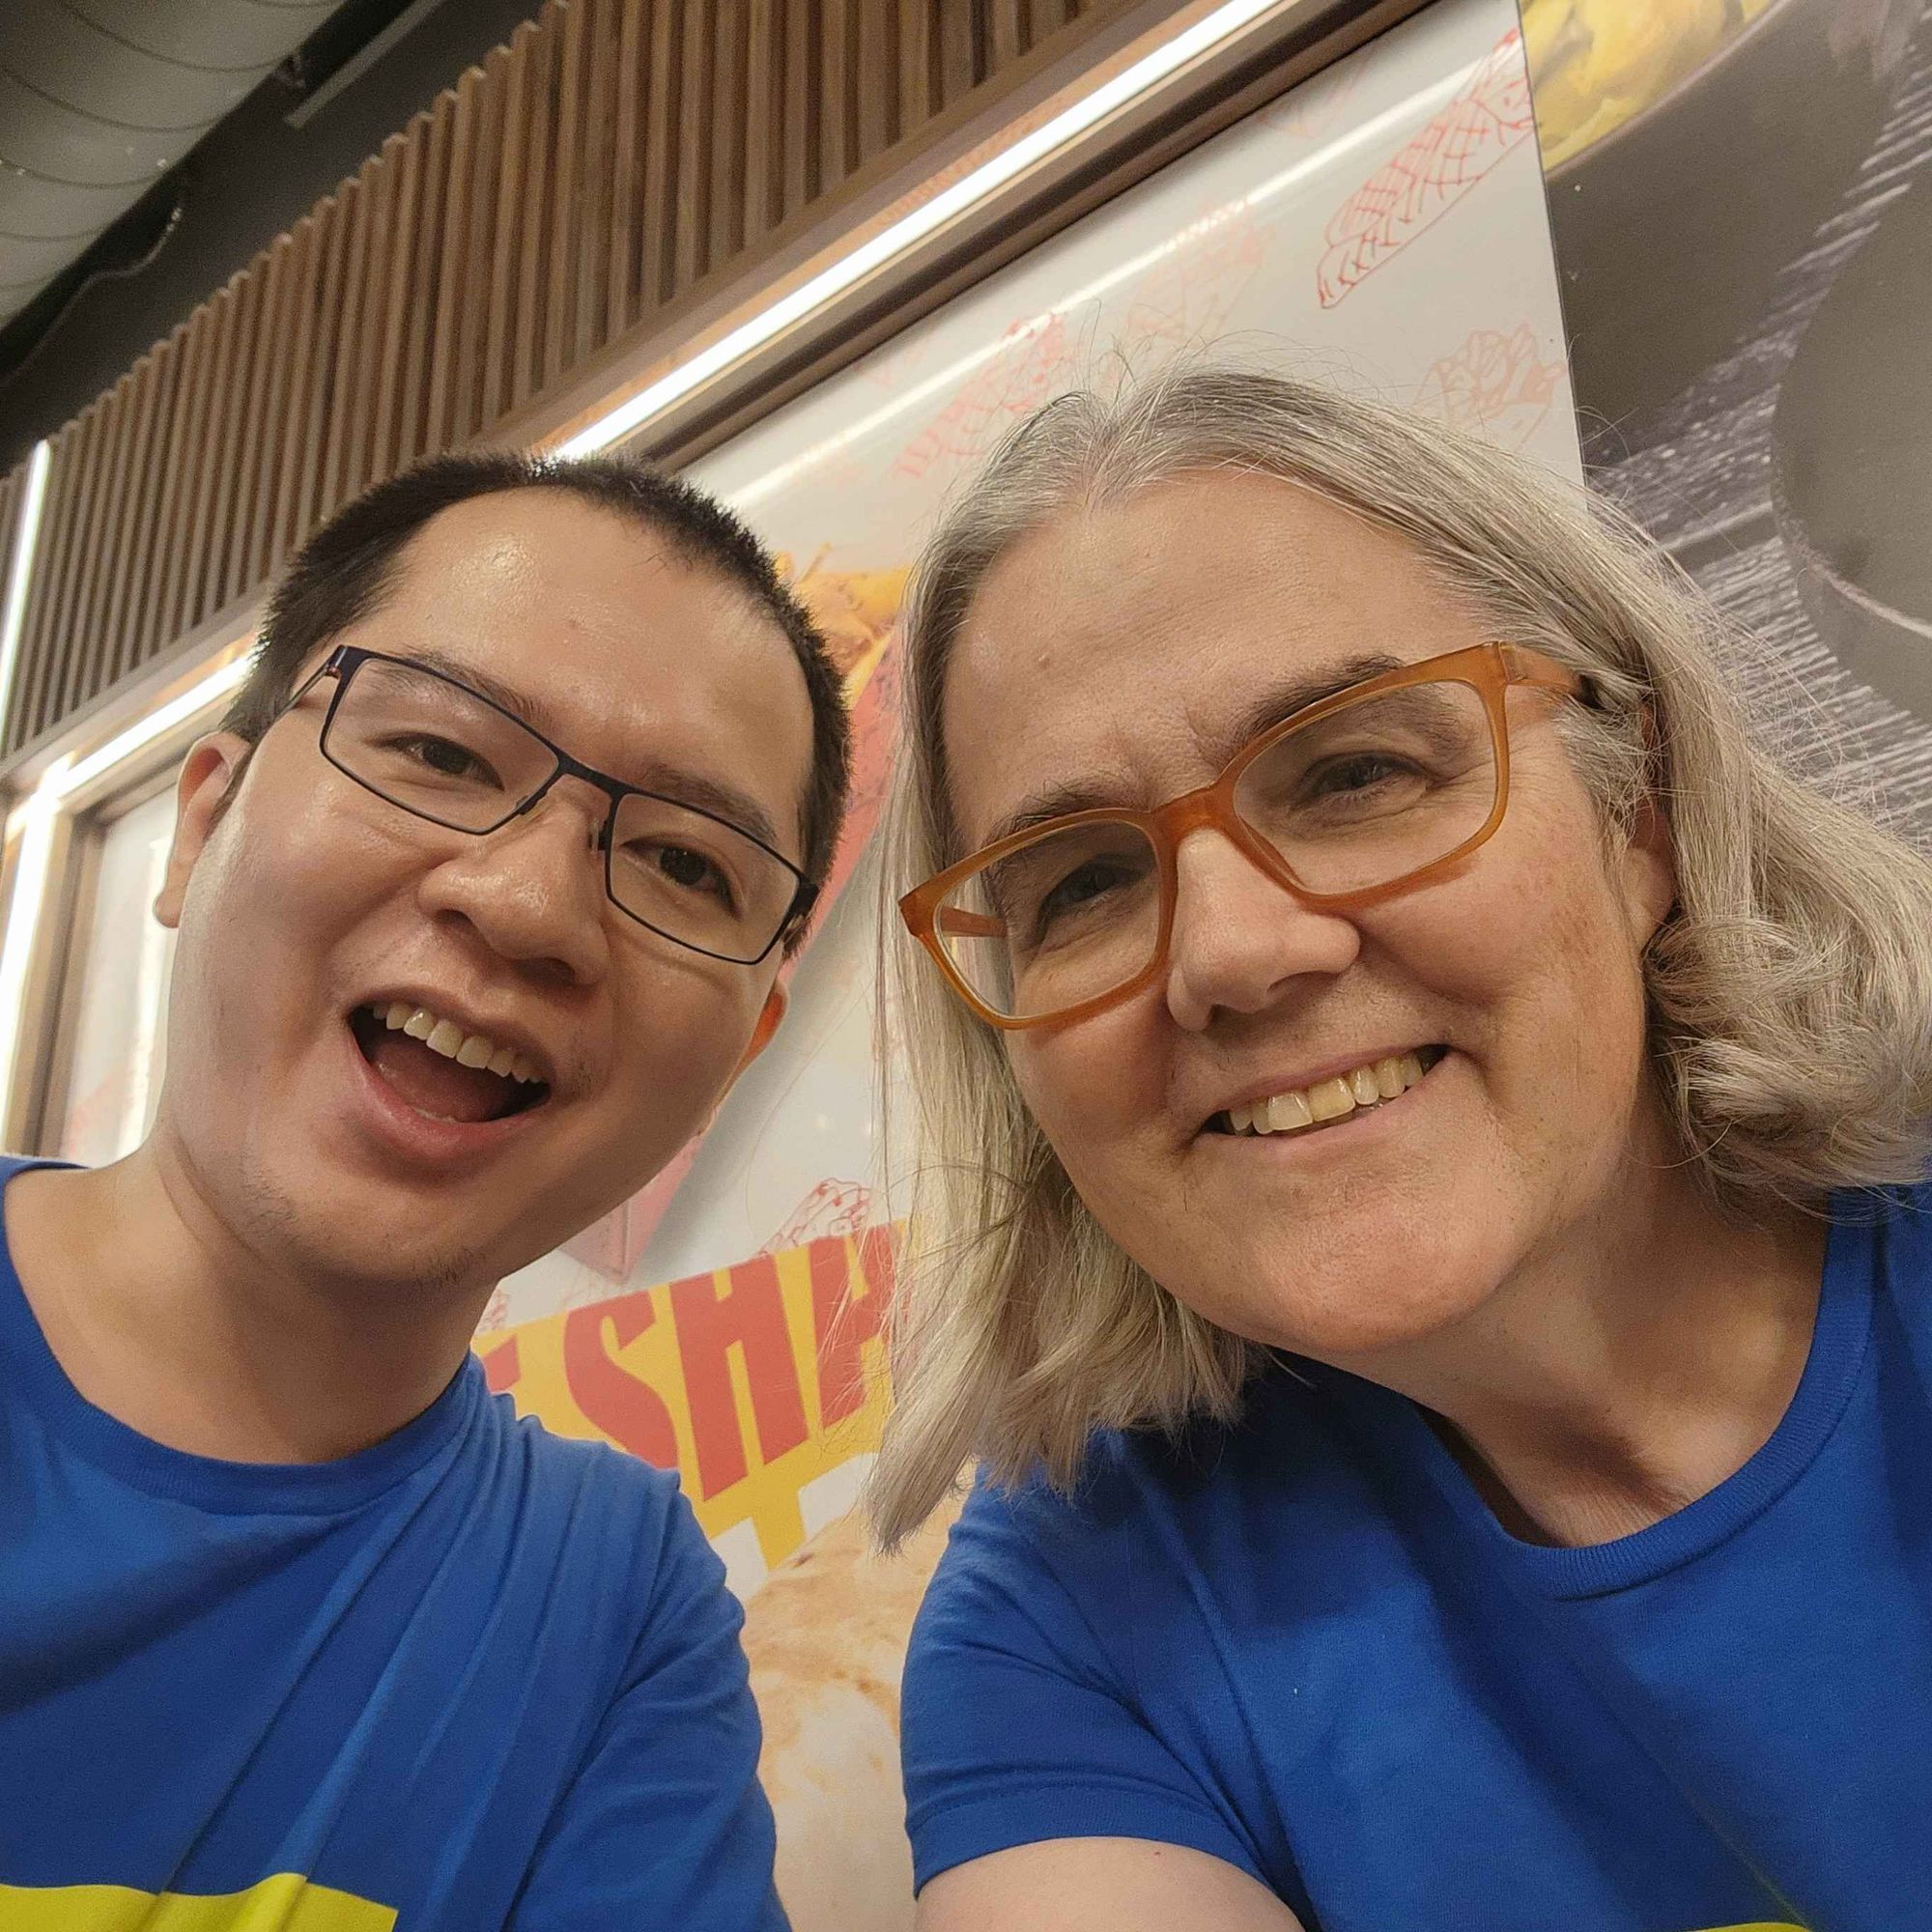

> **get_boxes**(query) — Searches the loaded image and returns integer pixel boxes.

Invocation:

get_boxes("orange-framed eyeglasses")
[898,641,1595,1030]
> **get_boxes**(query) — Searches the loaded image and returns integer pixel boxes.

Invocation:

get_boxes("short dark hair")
[225,449,851,907]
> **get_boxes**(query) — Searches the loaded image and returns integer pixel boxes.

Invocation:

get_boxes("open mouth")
[1207,1045,1447,1142]
[349,1003,551,1124]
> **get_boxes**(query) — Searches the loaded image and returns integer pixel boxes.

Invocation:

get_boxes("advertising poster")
[1527,0,1932,827]
[49,1,1577,1919]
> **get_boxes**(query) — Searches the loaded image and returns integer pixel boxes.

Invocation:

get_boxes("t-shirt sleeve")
[508,1491,788,1932]
[901,1474,1266,1894]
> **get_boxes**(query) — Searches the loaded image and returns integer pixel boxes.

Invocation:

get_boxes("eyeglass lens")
[322,656,799,962]
[936,678,1499,1019]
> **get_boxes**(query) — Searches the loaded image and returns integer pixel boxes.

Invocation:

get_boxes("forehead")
[345,488,816,839]
[940,469,1485,844]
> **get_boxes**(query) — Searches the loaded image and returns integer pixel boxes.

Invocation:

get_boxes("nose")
[1163,828,1358,1032]
[414,780,612,986]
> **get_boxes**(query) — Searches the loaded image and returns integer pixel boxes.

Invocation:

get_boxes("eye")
[632,839,739,911]
[390,733,500,785]
[1029,856,1140,942]
[1302,751,1422,805]
[1040,860,1122,916]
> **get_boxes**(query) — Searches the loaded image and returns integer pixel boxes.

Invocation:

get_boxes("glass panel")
[326,659,557,830]
[943,819,1161,1017]
[610,791,796,959]
[1235,678,1499,894]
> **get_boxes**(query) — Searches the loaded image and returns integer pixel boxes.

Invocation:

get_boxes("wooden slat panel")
[100,342,174,684]
[745,0,781,246]
[938,0,980,108]
[1033,0,1079,38]
[511,16,559,407]
[711,1,749,273]
[341,145,401,505]
[990,0,1025,68]
[607,0,649,339]
[234,235,298,595]
[2,0,1169,762]
[70,368,145,709]
[287,192,354,567]
[575,0,620,363]
[820,0,855,191]
[180,272,251,638]
[151,293,219,649]
[368,128,425,490]
[395,95,454,469]
[56,380,131,721]
[641,0,681,310]
[130,322,195,662]
[193,262,264,631]
[453,61,507,445]
[898,0,935,138]
[672,0,714,296]
[263,213,327,581]
[318,163,378,522]
[543,0,591,388]
[482,32,535,426]
[424,66,484,454]
[857,0,897,163]
[781,0,820,220]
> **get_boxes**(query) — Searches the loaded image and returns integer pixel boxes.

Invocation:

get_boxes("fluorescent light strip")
[53,652,250,801]
[0,440,53,753]
[0,778,66,1118]
[556,0,1284,459]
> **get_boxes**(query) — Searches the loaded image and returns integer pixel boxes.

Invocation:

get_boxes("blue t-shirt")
[904,1183,1932,1931]
[0,1158,786,1930]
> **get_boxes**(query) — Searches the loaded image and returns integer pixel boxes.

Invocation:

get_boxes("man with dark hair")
[0,451,848,1927]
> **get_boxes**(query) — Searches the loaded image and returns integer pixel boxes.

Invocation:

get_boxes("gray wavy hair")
[867,365,1932,1549]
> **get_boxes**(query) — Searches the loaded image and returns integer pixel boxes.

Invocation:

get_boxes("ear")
[735,982,788,1075]
[154,732,250,929]
[1619,791,1677,947]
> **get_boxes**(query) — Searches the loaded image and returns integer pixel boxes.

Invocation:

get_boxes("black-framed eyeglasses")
[288,645,818,965]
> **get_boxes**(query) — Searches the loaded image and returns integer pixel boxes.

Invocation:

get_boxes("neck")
[1342,1160,1828,1547]
[6,1144,488,1463]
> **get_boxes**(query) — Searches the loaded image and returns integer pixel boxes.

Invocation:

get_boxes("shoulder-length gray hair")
[867,365,1932,1550]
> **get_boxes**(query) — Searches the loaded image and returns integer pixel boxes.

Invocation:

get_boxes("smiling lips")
[352,1002,549,1124]
[1219,1047,1440,1139]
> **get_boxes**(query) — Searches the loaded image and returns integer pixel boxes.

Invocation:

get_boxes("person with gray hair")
[869,367,1932,1931]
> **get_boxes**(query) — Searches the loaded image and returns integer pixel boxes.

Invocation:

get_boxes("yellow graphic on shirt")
[0,1872,394,1930]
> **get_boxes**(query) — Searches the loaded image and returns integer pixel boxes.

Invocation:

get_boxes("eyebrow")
[975,652,1408,850]
[404,646,789,856]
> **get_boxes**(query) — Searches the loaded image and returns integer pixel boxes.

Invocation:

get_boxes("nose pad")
[509,772,615,859]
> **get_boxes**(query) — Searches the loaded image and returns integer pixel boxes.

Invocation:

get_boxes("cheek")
[1402,827,1653,1128]
[608,956,767,1112]
[1009,1007,1169,1198]
[186,781,409,936]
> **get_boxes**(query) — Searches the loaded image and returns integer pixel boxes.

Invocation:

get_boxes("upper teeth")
[375,1003,543,1085]
[1227,1052,1429,1135]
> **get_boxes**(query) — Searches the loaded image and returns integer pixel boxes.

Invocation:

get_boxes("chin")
[1173,1212,1517,1363]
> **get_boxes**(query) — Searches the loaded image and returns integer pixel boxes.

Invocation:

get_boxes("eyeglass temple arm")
[1499,643,1605,710]
[935,906,1005,939]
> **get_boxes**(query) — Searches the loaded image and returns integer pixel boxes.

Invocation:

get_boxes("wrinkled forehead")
[936,471,1483,851]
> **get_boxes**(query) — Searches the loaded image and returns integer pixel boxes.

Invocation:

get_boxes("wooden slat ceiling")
[0,0,1110,768]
